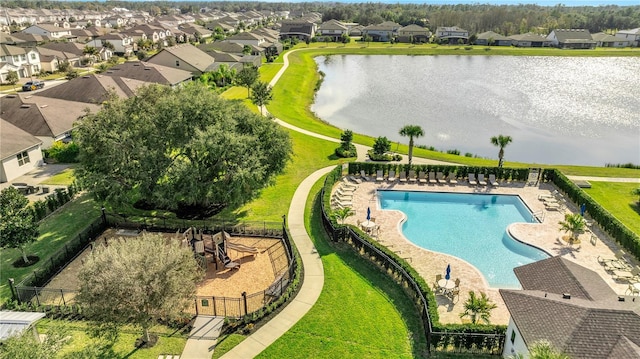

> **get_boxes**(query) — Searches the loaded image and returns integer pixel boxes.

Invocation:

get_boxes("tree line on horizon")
[3,1,639,35]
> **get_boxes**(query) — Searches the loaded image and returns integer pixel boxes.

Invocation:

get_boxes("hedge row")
[30,181,82,222]
[542,168,640,259]
[348,163,531,182]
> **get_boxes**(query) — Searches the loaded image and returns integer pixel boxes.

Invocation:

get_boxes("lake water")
[312,55,640,166]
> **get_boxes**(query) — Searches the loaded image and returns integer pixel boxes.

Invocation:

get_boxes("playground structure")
[183,227,262,270]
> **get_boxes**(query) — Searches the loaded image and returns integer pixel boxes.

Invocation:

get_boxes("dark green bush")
[46,141,79,163]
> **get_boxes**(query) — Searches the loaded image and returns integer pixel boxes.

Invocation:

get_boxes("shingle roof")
[502,257,640,359]
[35,74,146,104]
[198,41,244,54]
[552,29,594,42]
[0,94,99,138]
[514,256,616,301]
[0,118,42,159]
[509,32,551,42]
[0,44,26,56]
[151,44,215,73]
[103,62,192,86]
[476,31,510,41]
[591,32,622,42]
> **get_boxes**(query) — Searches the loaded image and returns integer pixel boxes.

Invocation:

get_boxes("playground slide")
[226,242,259,254]
[217,245,240,269]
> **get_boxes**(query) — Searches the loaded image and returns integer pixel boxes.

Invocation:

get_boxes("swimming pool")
[378,191,549,288]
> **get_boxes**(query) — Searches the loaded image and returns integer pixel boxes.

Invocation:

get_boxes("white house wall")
[502,318,530,358]
[1,145,43,183]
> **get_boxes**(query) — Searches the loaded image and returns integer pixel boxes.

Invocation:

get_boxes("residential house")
[205,50,261,71]
[0,44,41,81]
[94,33,133,56]
[396,24,431,43]
[145,43,216,76]
[316,19,349,41]
[22,24,72,40]
[102,16,126,29]
[349,25,364,37]
[39,42,88,66]
[198,41,245,55]
[615,28,639,47]
[434,26,469,44]
[205,20,235,34]
[0,32,47,48]
[224,32,266,48]
[34,74,143,105]
[178,23,213,42]
[591,32,630,48]
[475,31,511,46]
[508,32,551,47]
[362,21,401,42]
[0,93,99,148]
[547,29,596,49]
[101,61,193,87]
[279,20,316,41]
[0,119,43,183]
[34,48,61,73]
[500,257,640,358]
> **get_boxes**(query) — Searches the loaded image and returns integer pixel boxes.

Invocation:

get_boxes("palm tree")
[459,291,497,324]
[330,207,354,225]
[490,135,513,168]
[399,125,425,165]
[558,213,585,244]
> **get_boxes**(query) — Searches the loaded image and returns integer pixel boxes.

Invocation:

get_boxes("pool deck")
[335,178,637,325]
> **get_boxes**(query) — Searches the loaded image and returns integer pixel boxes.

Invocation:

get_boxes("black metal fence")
[12,212,300,322]
[320,166,505,355]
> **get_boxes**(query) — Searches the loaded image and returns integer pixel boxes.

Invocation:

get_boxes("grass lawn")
[0,193,101,303]
[37,319,187,358]
[39,166,76,185]
[254,178,427,358]
[219,129,348,222]
[583,182,640,236]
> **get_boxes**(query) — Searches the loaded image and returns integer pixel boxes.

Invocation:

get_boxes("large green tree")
[0,187,39,265]
[74,83,292,212]
[490,134,513,168]
[249,80,273,115]
[399,125,424,165]
[77,233,204,346]
[235,66,259,97]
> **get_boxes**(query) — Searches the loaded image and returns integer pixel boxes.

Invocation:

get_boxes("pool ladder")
[532,210,545,223]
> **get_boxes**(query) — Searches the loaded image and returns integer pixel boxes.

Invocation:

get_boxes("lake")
[312,55,640,166]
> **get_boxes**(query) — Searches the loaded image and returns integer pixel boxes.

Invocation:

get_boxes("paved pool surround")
[335,178,635,325]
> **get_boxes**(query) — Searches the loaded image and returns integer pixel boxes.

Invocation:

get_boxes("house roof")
[509,32,551,42]
[0,311,46,341]
[318,19,347,31]
[476,31,510,41]
[0,44,26,56]
[617,28,640,35]
[0,94,99,138]
[198,41,244,54]
[551,29,594,42]
[364,21,401,31]
[398,24,429,33]
[514,256,616,301]
[501,256,640,359]
[34,74,144,104]
[225,32,262,41]
[591,32,624,42]
[103,62,193,86]
[149,44,215,73]
[0,118,42,159]
[40,41,85,56]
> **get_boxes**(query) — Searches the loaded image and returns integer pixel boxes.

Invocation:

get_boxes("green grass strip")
[255,177,427,359]
[583,182,640,236]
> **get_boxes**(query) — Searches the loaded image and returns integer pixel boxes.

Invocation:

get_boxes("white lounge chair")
[346,176,362,185]
[477,174,487,186]
[338,184,356,193]
[468,173,477,186]
[331,199,353,208]
[436,172,446,184]
[387,170,397,182]
[418,171,428,184]
[408,170,417,183]
[399,171,407,183]
[598,250,626,265]
[489,174,499,186]
[447,173,458,185]
[375,170,384,182]
[428,172,438,184]
[334,189,353,199]
[360,170,372,182]
[612,265,640,282]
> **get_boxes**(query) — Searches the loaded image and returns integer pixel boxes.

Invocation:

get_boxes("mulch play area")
[44,228,289,299]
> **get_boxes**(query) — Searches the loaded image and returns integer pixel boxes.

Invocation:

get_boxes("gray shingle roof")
[514,256,616,301]
[552,29,594,42]
[0,118,42,159]
[502,256,640,359]
[152,44,215,73]
[103,62,192,86]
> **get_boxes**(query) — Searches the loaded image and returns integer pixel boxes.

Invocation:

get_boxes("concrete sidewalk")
[218,166,332,359]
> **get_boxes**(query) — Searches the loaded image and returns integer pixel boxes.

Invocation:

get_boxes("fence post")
[8,278,17,302]
[242,292,248,316]
[61,289,66,306]
[101,207,107,225]
[194,299,199,316]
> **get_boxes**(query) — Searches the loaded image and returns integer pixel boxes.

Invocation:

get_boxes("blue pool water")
[378,191,549,288]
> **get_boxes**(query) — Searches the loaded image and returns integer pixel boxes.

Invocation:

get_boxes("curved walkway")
[218,166,332,358]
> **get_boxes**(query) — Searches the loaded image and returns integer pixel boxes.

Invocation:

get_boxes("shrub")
[464,46,473,50]
[372,136,391,155]
[446,149,460,155]
[46,141,79,163]
[465,152,474,157]
[335,144,357,158]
